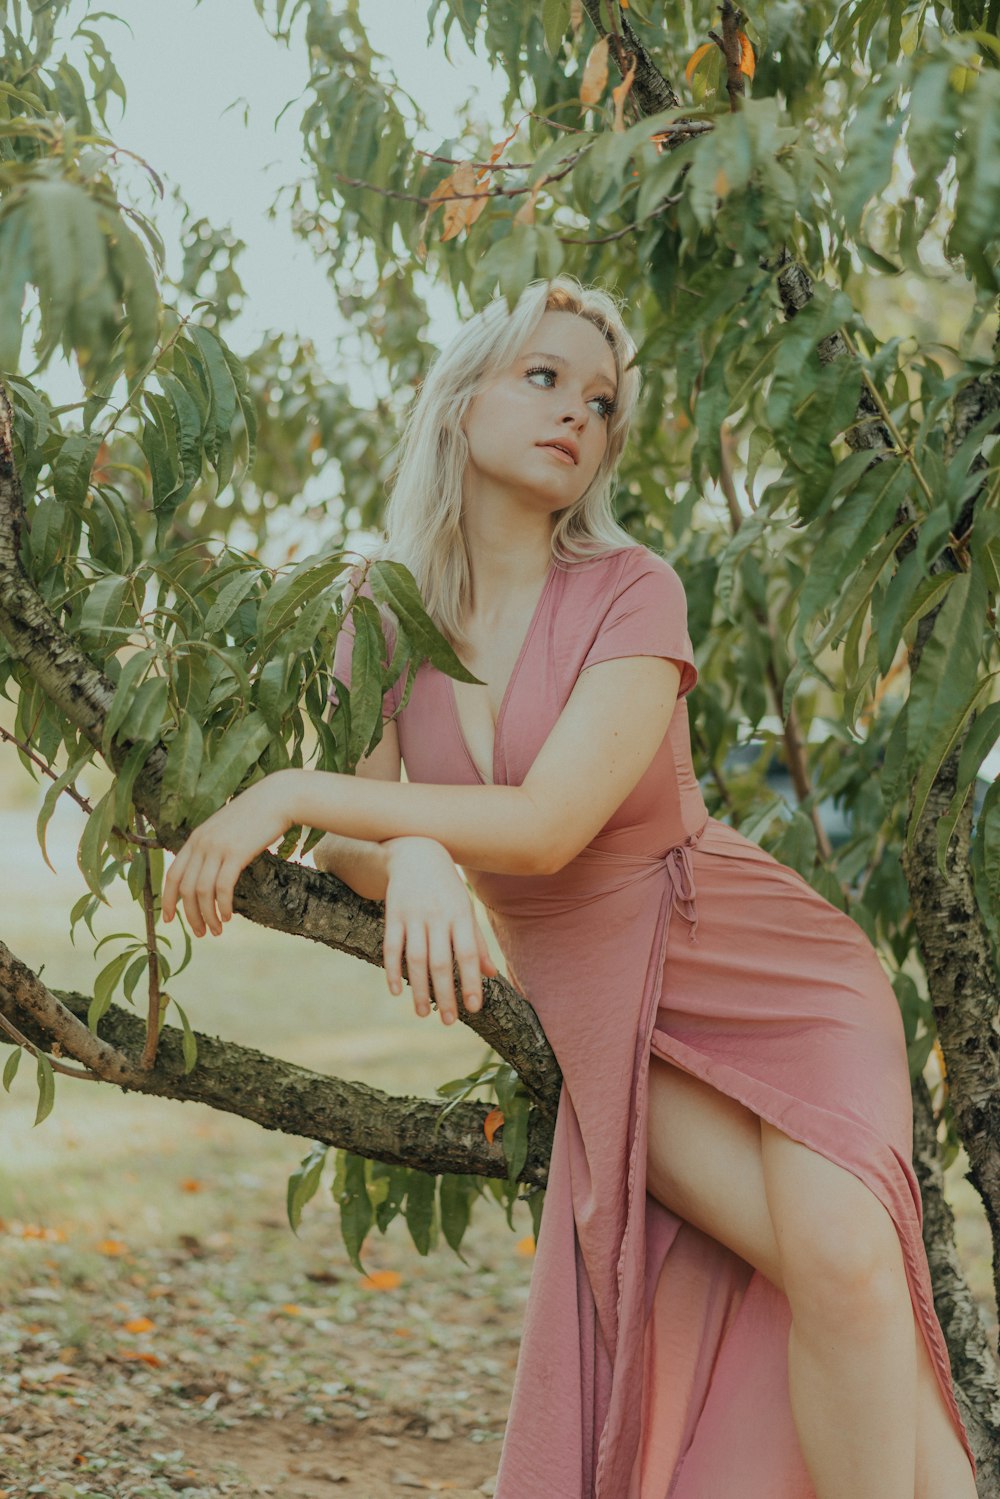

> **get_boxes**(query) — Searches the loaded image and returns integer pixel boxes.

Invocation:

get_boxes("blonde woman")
[163,276,978,1498]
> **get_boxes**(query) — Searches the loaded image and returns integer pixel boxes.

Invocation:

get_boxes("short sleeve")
[327,566,402,720]
[580,549,698,698]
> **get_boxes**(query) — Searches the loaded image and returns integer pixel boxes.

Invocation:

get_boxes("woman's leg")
[646,1057,977,1498]
[913,1315,978,1499]
[759,1117,917,1499]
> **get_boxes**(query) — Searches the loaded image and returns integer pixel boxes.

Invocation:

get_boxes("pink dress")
[331,544,976,1498]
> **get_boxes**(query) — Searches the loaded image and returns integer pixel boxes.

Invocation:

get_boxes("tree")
[1,0,999,1481]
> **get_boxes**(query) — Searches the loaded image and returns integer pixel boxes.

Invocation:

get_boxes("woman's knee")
[760,1120,905,1317]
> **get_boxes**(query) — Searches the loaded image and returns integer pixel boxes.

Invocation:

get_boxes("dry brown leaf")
[122,1316,155,1334]
[476,116,525,185]
[684,41,714,84]
[612,56,637,132]
[483,1106,504,1144]
[580,36,609,105]
[738,31,756,79]
[441,162,489,241]
[360,1268,402,1291]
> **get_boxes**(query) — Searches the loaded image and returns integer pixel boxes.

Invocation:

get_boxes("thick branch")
[912,1071,1000,1446]
[580,0,681,114]
[0,949,554,1185]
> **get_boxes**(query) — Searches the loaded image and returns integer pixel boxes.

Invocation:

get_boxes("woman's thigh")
[646,1053,784,1290]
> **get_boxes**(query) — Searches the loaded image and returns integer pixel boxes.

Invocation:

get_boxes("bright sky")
[50,0,508,405]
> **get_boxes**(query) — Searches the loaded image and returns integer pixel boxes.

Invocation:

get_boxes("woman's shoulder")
[561,543,679,589]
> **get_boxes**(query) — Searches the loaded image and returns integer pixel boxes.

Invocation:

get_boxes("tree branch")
[580,1,681,114]
[0,943,555,1185]
[912,1070,1000,1431]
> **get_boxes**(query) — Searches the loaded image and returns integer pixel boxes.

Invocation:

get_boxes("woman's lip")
[538,443,577,465]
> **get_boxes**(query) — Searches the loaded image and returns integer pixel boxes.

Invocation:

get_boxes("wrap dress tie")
[330,544,976,1498]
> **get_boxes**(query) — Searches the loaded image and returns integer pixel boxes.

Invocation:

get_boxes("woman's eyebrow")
[521,351,618,391]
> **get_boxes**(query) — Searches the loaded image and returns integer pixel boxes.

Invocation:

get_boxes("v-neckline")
[447,562,558,785]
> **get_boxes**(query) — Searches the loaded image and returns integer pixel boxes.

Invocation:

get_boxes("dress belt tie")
[665,827,704,945]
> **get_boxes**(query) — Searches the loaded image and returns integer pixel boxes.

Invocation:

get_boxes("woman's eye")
[525,366,615,420]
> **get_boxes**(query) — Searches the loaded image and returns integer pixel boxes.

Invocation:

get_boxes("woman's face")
[461,310,619,520]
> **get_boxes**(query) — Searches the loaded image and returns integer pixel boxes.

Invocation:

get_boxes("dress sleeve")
[327,567,402,720]
[579,549,698,699]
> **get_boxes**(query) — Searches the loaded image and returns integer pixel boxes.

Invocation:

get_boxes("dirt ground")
[0,1126,531,1499]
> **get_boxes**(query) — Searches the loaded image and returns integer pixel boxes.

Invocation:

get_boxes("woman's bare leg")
[646,1059,975,1497]
[913,1316,978,1498]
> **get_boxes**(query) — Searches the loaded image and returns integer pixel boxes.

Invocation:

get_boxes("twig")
[0,1011,102,1081]
[558,191,683,245]
[0,724,161,848]
[136,812,162,1072]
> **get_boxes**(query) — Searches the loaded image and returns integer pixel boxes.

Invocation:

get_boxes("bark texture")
[913,1070,1000,1474]
[0,949,554,1185]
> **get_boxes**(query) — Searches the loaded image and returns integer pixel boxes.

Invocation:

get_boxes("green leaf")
[439,1172,476,1257]
[89,949,132,1031]
[191,711,273,819]
[160,713,204,827]
[190,325,238,466]
[255,553,347,655]
[336,1151,374,1273]
[542,0,569,56]
[36,751,92,873]
[34,1051,56,1126]
[102,652,154,758]
[203,568,262,634]
[53,432,101,508]
[79,573,133,649]
[77,788,116,903]
[368,561,480,683]
[3,1046,22,1092]
[905,567,989,780]
[404,1168,437,1256]
[172,999,198,1074]
[287,1144,328,1234]
[344,597,386,767]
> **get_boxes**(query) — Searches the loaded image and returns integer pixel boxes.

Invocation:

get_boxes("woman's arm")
[311,720,400,902]
[161,653,683,933]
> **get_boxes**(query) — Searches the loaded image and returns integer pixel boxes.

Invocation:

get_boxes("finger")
[176,851,209,937]
[426,924,458,1024]
[215,858,243,926]
[405,924,432,1018]
[162,846,190,923]
[193,855,224,938]
[451,916,484,1013]
[383,909,406,996]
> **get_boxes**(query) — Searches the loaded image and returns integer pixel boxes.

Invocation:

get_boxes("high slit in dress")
[331,543,977,1498]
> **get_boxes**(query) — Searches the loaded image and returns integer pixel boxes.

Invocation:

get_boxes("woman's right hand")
[383,837,500,1025]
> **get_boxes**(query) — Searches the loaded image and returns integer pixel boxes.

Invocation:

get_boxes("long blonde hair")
[373,274,642,651]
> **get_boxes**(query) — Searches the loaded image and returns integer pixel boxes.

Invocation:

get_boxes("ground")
[0,1104,530,1499]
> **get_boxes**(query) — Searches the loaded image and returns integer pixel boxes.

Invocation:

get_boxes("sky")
[49,0,508,406]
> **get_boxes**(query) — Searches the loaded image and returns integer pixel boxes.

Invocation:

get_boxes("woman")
[162,276,978,1498]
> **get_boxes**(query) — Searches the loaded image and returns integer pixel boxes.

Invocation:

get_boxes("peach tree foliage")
[0,0,997,1291]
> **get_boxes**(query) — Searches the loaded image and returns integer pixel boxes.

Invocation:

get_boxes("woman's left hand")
[161,773,295,937]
